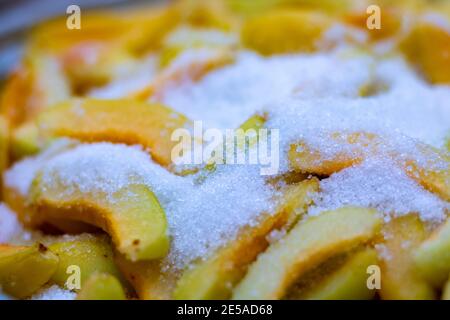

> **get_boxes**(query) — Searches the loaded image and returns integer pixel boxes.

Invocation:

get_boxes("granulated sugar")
[30,285,76,300]
[161,50,373,128]
[309,159,449,222]
[36,143,274,268]
[0,203,23,243]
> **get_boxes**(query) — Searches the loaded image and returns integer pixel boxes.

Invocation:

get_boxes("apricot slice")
[241,9,330,56]
[289,248,379,300]
[288,132,450,201]
[400,21,450,84]
[0,243,58,298]
[77,273,126,300]
[174,179,320,299]
[443,276,450,300]
[414,217,450,287]
[232,207,382,299]
[30,174,169,261]
[378,215,435,300]
[115,255,177,300]
[47,234,125,290]
[36,99,190,167]
[131,50,234,101]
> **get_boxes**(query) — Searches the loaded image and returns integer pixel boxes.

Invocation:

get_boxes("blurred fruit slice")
[30,176,169,261]
[77,273,126,300]
[0,243,58,298]
[174,178,319,299]
[232,207,382,299]
[415,217,450,288]
[443,276,450,300]
[289,248,379,300]
[241,9,330,55]
[36,99,190,167]
[400,20,450,84]
[378,214,435,300]
[47,234,125,290]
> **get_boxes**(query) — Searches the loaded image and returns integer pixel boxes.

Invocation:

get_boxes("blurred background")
[0,0,164,81]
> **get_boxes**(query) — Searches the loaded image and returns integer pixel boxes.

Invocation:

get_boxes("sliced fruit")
[232,207,382,300]
[115,255,177,300]
[289,248,378,300]
[131,50,234,101]
[36,99,190,167]
[241,9,330,55]
[288,132,450,201]
[378,214,435,300]
[11,122,41,159]
[414,217,450,287]
[174,178,319,299]
[0,243,59,298]
[47,234,124,290]
[400,21,450,84]
[77,273,126,300]
[30,175,169,261]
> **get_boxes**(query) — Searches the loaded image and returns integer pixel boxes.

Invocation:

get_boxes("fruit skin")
[47,234,126,291]
[0,116,9,198]
[232,207,382,300]
[77,273,126,300]
[241,9,330,55]
[174,179,319,300]
[400,21,450,84]
[0,243,59,298]
[290,248,379,300]
[379,215,435,300]
[414,218,450,288]
[36,99,189,167]
[30,176,170,262]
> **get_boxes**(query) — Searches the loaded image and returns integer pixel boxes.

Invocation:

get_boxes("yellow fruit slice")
[131,50,234,101]
[0,116,9,197]
[174,178,319,299]
[0,243,59,298]
[378,215,435,300]
[400,21,450,84]
[77,273,126,300]
[288,132,450,202]
[47,234,125,290]
[10,121,41,159]
[414,218,450,287]
[443,276,450,300]
[289,248,379,300]
[115,255,177,300]
[36,99,190,167]
[241,9,330,55]
[232,207,382,300]
[30,176,169,261]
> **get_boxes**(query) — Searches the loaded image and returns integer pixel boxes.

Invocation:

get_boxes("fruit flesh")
[289,248,379,300]
[174,178,319,299]
[378,215,435,300]
[414,217,450,288]
[232,207,382,299]
[241,9,330,55]
[77,273,126,300]
[30,177,170,262]
[0,244,59,298]
[36,99,190,167]
[47,234,125,290]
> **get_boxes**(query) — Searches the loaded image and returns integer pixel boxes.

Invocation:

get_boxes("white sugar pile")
[30,285,76,300]
[36,143,274,268]
[309,158,449,222]
[0,203,23,243]
[4,139,78,196]
[161,50,373,128]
